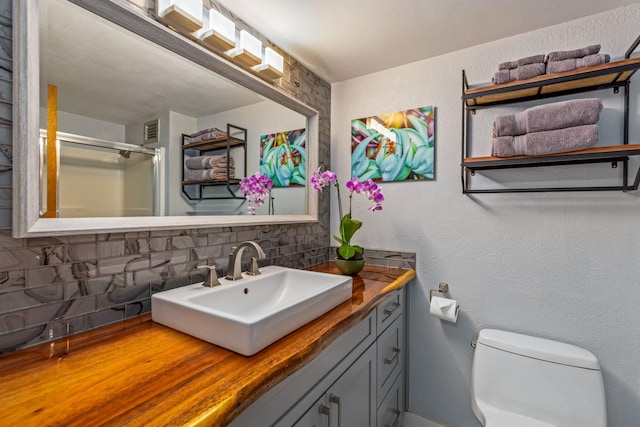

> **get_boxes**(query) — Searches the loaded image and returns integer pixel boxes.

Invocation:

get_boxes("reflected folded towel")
[189,127,223,138]
[491,125,599,157]
[186,128,227,144]
[184,167,236,181]
[546,53,610,74]
[492,62,546,84]
[185,155,234,170]
[498,54,545,70]
[493,98,602,137]
[546,44,600,62]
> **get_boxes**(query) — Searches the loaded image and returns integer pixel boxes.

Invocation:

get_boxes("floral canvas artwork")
[259,128,306,187]
[351,106,435,181]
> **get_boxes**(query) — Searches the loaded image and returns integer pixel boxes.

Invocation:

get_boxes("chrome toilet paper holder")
[429,282,449,302]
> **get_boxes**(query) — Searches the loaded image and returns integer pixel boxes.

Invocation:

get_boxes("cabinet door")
[377,372,403,427]
[292,395,327,427]
[328,344,376,427]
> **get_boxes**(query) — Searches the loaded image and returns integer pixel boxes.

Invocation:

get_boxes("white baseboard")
[403,411,449,427]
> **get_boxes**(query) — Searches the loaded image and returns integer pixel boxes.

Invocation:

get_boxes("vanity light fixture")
[197,8,236,52]
[226,30,262,68]
[157,0,203,33]
[253,47,284,81]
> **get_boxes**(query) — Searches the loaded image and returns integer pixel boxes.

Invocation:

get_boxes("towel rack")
[181,123,247,200]
[461,32,640,193]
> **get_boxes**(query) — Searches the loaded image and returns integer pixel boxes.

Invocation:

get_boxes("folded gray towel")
[498,54,545,70]
[546,44,600,62]
[517,62,545,80]
[492,62,546,84]
[185,155,234,170]
[493,98,603,137]
[492,69,512,84]
[546,53,610,74]
[184,167,236,181]
[491,125,599,157]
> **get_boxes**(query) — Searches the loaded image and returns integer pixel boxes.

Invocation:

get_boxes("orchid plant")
[239,172,274,215]
[311,167,384,260]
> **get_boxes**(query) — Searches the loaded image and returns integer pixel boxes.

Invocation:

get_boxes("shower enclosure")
[39,130,165,218]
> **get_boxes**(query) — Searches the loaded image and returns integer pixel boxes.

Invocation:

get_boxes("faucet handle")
[246,257,261,276]
[196,265,222,287]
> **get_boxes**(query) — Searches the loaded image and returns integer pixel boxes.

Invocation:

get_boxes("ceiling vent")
[143,119,159,144]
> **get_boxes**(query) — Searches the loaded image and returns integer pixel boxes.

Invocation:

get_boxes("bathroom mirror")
[13,0,318,237]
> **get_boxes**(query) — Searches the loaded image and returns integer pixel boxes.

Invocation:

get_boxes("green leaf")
[410,144,434,176]
[340,214,362,244]
[338,243,363,260]
[407,114,430,143]
[290,173,305,186]
[352,133,378,179]
[339,243,357,260]
[395,165,412,181]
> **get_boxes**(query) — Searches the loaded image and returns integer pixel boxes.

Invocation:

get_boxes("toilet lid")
[486,411,556,427]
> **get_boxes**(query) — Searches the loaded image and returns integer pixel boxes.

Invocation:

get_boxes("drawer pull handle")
[319,404,332,427]
[383,301,400,316]
[384,408,402,427]
[384,347,401,364]
[330,394,342,427]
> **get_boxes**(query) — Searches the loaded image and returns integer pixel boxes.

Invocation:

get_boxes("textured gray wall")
[332,5,640,426]
[0,0,333,353]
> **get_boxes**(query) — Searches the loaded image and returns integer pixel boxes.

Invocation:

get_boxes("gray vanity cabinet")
[292,345,376,426]
[231,287,406,427]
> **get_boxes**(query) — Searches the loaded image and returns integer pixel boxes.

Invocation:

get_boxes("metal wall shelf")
[461,33,640,194]
[463,57,640,108]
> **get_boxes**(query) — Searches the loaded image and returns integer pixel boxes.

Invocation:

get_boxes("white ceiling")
[216,0,639,83]
[42,0,264,125]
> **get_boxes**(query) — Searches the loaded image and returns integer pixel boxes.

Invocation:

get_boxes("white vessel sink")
[151,265,353,356]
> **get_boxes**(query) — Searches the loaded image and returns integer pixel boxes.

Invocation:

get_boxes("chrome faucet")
[225,241,267,280]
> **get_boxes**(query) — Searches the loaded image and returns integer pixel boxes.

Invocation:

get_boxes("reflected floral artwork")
[260,128,306,187]
[351,106,435,181]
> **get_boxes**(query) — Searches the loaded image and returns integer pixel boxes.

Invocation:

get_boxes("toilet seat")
[486,411,556,427]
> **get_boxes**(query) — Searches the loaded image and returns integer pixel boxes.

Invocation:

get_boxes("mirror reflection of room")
[39,0,307,218]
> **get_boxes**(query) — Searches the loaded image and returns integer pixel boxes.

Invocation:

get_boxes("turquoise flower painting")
[351,106,435,182]
[259,128,306,187]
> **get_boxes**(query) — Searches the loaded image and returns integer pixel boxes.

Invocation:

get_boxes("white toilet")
[471,329,607,427]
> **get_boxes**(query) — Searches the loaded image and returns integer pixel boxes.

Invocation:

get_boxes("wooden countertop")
[0,263,415,426]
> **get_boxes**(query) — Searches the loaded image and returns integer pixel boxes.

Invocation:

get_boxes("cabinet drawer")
[377,371,403,427]
[376,314,403,407]
[376,289,404,334]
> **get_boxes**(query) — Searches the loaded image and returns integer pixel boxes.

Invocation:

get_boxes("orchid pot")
[310,167,384,275]
[334,256,366,276]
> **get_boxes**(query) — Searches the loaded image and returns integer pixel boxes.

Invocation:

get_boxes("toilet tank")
[471,329,607,427]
